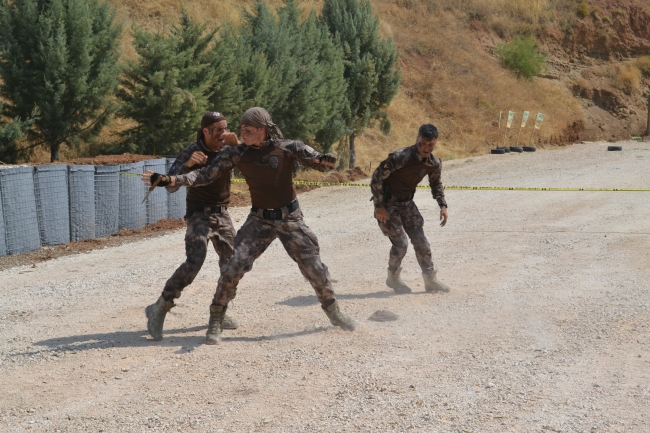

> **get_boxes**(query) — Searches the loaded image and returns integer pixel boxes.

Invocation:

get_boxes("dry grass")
[637,56,650,77]
[88,0,584,169]
[348,1,582,168]
[612,63,642,95]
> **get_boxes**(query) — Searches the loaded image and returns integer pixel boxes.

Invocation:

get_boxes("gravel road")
[1,141,649,432]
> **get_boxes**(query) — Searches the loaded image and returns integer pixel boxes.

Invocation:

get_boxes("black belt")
[251,199,299,220]
[186,204,226,214]
[395,193,414,202]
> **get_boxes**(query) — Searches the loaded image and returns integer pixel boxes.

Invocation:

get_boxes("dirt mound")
[322,167,369,183]
[0,218,186,272]
[64,153,165,166]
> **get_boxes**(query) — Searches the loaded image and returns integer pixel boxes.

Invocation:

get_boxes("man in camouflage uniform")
[371,123,451,294]
[143,112,240,341]
[145,107,356,344]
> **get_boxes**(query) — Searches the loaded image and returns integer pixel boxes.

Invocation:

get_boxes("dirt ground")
[1,142,649,432]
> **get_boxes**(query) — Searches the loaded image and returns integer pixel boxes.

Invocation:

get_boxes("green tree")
[0,103,37,164]
[208,24,274,128]
[118,14,223,155]
[497,36,546,79]
[322,0,400,168]
[208,30,245,121]
[0,0,122,162]
[232,0,346,147]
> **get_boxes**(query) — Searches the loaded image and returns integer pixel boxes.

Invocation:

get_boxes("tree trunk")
[50,143,60,162]
[349,132,356,169]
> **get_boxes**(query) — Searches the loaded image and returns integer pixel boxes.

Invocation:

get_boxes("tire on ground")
[510,146,523,153]
[607,146,622,151]
[491,148,506,154]
[523,146,536,152]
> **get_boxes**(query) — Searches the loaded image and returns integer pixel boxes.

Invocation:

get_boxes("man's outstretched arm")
[289,141,337,172]
[142,146,239,188]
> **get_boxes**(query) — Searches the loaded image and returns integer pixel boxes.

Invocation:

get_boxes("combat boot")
[145,295,175,341]
[423,269,450,293]
[322,300,357,331]
[386,267,412,294]
[206,304,228,345]
[222,314,240,330]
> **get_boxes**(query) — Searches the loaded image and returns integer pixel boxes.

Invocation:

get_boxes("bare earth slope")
[1,142,649,432]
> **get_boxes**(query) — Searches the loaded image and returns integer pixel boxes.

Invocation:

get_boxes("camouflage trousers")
[162,208,236,301]
[377,200,434,274]
[211,205,336,307]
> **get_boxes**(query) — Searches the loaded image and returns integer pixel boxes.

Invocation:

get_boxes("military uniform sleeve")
[370,154,400,209]
[288,141,335,172]
[428,159,447,207]
[165,145,195,193]
[174,146,238,187]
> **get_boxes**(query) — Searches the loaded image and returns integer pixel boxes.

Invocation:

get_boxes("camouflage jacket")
[370,144,447,208]
[174,139,334,209]
[165,140,218,193]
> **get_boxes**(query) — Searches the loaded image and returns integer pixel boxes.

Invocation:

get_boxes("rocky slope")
[541,1,650,141]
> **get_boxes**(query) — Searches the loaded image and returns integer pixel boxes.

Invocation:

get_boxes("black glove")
[320,153,337,167]
[150,173,171,187]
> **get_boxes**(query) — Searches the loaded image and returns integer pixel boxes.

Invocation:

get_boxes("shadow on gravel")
[30,325,206,355]
[27,325,329,357]
[224,327,328,342]
[277,290,396,307]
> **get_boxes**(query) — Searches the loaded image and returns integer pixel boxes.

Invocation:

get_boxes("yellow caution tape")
[125,173,649,192]
[440,186,650,192]
[232,178,650,192]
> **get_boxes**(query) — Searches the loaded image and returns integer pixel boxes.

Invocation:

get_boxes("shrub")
[577,2,589,18]
[613,64,641,94]
[497,37,546,79]
[637,56,650,77]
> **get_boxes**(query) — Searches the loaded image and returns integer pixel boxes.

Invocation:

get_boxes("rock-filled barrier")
[0,159,185,257]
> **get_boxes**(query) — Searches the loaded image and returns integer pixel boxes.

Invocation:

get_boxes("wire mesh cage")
[34,165,70,246]
[166,157,186,219]
[0,184,6,257]
[69,165,96,242]
[0,166,41,255]
[95,165,120,238]
[119,162,146,230]
[144,159,168,224]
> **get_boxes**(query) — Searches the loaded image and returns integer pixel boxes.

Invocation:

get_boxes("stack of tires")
[490,146,536,154]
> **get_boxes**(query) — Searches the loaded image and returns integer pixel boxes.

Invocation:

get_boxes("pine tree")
[233,0,346,145]
[208,25,274,126]
[322,0,401,168]
[208,31,244,121]
[0,103,37,164]
[0,0,122,162]
[118,14,222,155]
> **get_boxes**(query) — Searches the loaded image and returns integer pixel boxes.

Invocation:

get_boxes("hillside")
[42,0,650,166]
